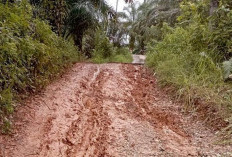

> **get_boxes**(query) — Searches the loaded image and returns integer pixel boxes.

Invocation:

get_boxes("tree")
[124,0,180,53]
[125,0,133,3]
[116,0,119,12]
[122,2,139,50]
[28,0,67,36]
[64,0,113,50]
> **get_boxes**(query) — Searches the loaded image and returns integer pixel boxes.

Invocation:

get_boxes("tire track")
[0,63,231,157]
[64,67,112,157]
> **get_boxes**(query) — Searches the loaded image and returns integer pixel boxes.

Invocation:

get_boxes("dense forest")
[0,0,232,144]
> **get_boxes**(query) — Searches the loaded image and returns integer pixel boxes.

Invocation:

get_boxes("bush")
[146,0,232,143]
[91,30,132,63]
[0,1,79,132]
[112,47,133,63]
[146,24,232,143]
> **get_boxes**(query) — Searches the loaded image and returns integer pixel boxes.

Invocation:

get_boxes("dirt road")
[0,63,231,157]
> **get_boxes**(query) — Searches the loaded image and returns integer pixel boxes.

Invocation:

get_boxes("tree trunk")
[74,34,83,52]
[116,0,119,12]
[129,35,135,51]
[140,39,145,55]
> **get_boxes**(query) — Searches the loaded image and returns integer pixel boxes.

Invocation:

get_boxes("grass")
[91,30,133,64]
[146,26,232,144]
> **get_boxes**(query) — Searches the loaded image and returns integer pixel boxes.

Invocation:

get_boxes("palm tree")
[64,0,113,50]
[125,0,133,3]
[116,0,119,12]
[128,0,180,52]
[122,2,139,50]
[106,11,130,46]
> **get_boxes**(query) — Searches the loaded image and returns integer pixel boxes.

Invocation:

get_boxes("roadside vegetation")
[0,0,231,144]
[91,30,132,63]
[100,0,231,143]
[0,1,80,133]
[131,0,232,143]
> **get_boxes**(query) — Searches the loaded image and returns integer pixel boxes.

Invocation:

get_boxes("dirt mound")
[0,63,231,157]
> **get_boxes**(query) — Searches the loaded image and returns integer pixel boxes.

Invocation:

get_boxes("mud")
[0,63,231,157]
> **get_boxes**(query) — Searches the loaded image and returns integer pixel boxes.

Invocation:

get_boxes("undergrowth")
[146,0,232,144]
[0,1,79,133]
[146,23,232,144]
[91,30,132,64]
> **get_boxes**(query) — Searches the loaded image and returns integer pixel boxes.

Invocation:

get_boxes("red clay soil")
[0,63,231,157]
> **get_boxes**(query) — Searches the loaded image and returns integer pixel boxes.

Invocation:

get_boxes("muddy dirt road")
[0,63,231,157]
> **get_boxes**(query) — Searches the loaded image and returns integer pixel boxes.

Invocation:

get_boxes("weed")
[91,30,132,64]
[146,24,232,143]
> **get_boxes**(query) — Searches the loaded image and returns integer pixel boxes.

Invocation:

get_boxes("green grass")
[146,26,232,144]
[91,30,132,64]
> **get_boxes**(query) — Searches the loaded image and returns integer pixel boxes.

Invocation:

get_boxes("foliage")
[23,0,114,51]
[178,0,232,60]
[0,1,79,132]
[123,0,180,53]
[113,47,133,63]
[82,29,96,58]
[147,26,223,87]
[64,0,113,49]
[34,0,67,36]
[209,5,232,60]
[92,30,132,63]
[146,0,232,143]
[121,2,139,50]
[106,12,129,47]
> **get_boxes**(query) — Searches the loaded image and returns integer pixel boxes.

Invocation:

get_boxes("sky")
[106,0,143,12]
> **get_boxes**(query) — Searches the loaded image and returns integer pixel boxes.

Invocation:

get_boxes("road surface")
[0,63,231,157]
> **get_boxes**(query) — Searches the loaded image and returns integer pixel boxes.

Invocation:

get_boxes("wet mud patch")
[0,63,231,157]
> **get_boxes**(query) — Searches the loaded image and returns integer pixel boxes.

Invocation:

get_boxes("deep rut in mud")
[0,63,231,157]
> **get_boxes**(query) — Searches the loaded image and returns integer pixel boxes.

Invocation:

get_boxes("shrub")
[146,3,232,144]
[0,1,79,132]
[91,30,132,63]
[146,24,232,143]
[92,30,115,63]
[112,47,133,63]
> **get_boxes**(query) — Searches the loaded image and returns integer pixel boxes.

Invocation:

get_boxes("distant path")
[132,55,146,64]
[0,63,231,157]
